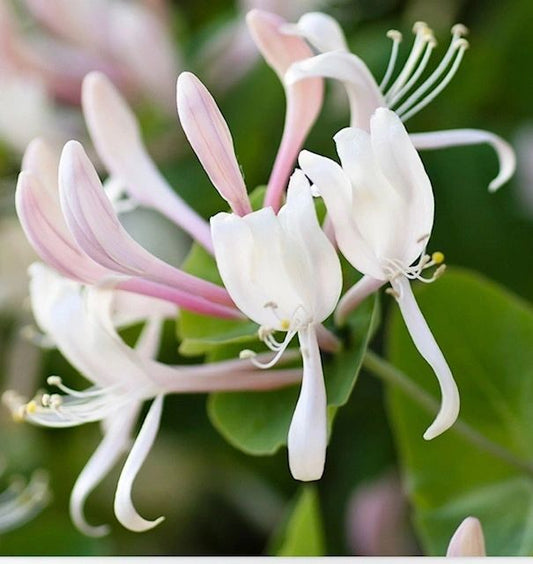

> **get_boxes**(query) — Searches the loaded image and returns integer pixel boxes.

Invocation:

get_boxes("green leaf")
[208,294,378,456]
[272,486,325,556]
[385,268,533,556]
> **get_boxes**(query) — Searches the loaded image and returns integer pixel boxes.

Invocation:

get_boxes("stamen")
[387,31,436,109]
[382,250,447,284]
[396,36,469,121]
[379,30,403,91]
[384,22,431,101]
[247,329,298,370]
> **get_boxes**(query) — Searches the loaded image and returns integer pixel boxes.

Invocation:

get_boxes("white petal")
[287,325,327,481]
[370,108,434,264]
[289,12,349,53]
[446,517,486,557]
[278,170,342,321]
[391,276,459,440]
[70,405,140,537]
[114,395,165,532]
[82,72,213,251]
[410,128,516,192]
[285,51,384,129]
[298,150,383,280]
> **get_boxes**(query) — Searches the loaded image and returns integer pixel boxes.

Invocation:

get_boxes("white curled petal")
[114,395,165,532]
[289,12,349,53]
[298,150,383,279]
[82,73,213,251]
[286,52,384,129]
[410,128,516,192]
[70,405,140,537]
[446,517,486,557]
[177,72,251,216]
[391,276,459,440]
[288,325,327,481]
[278,170,342,321]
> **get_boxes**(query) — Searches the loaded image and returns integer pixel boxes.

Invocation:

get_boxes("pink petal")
[58,140,234,307]
[82,72,213,252]
[247,9,324,212]
[176,72,252,216]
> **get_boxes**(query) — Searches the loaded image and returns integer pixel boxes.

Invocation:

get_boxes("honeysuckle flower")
[446,516,486,557]
[0,469,50,533]
[16,137,240,319]
[211,169,342,481]
[285,12,515,192]
[3,264,301,534]
[299,107,459,441]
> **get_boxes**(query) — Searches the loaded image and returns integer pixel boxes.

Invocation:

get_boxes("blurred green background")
[1,0,532,556]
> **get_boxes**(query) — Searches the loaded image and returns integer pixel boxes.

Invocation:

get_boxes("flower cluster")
[3,8,515,535]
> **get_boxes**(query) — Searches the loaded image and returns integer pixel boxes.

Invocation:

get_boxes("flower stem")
[363,350,533,478]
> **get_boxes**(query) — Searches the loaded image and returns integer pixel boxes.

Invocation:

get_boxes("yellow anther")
[280,319,290,331]
[432,251,445,264]
[13,407,25,423]
[25,400,37,414]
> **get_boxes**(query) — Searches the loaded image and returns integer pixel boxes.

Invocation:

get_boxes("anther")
[387,29,402,42]
[451,23,469,37]
[385,288,400,299]
[47,376,61,387]
[453,38,470,50]
[432,251,445,264]
[413,21,428,33]
[239,350,257,360]
[25,401,37,414]
[280,319,290,331]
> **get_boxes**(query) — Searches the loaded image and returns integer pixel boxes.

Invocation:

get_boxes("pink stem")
[335,275,384,326]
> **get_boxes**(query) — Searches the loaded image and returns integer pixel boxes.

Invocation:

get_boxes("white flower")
[211,170,342,481]
[299,107,459,441]
[285,13,515,192]
[3,264,301,535]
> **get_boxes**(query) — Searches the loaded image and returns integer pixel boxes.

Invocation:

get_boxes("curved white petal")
[409,128,516,192]
[285,51,384,130]
[287,325,327,481]
[391,276,459,440]
[289,12,349,53]
[114,395,165,532]
[298,149,383,279]
[446,517,486,557]
[278,170,342,321]
[247,10,323,212]
[82,73,213,251]
[58,141,232,307]
[70,405,140,537]
[370,108,434,264]
[177,72,251,217]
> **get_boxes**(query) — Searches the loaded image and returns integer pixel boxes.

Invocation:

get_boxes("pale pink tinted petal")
[177,72,251,216]
[410,128,516,192]
[16,171,110,283]
[335,275,384,326]
[286,51,384,130]
[114,395,165,532]
[70,405,140,537]
[288,12,349,53]
[391,276,459,440]
[247,9,324,212]
[82,72,213,252]
[446,517,486,557]
[59,141,232,306]
[288,325,327,481]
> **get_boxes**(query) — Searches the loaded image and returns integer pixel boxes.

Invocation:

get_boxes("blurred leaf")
[386,268,533,556]
[272,486,325,556]
[208,294,378,456]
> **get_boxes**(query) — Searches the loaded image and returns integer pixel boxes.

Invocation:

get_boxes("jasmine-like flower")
[299,107,459,440]
[211,170,342,481]
[3,264,300,535]
[285,12,515,192]
[446,516,486,557]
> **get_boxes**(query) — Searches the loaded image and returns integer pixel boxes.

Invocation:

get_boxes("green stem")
[363,350,533,478]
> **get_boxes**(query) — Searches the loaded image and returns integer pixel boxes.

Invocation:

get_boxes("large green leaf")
[385,268,533,556]
[208,294,378,456]
[271,486,325,556]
